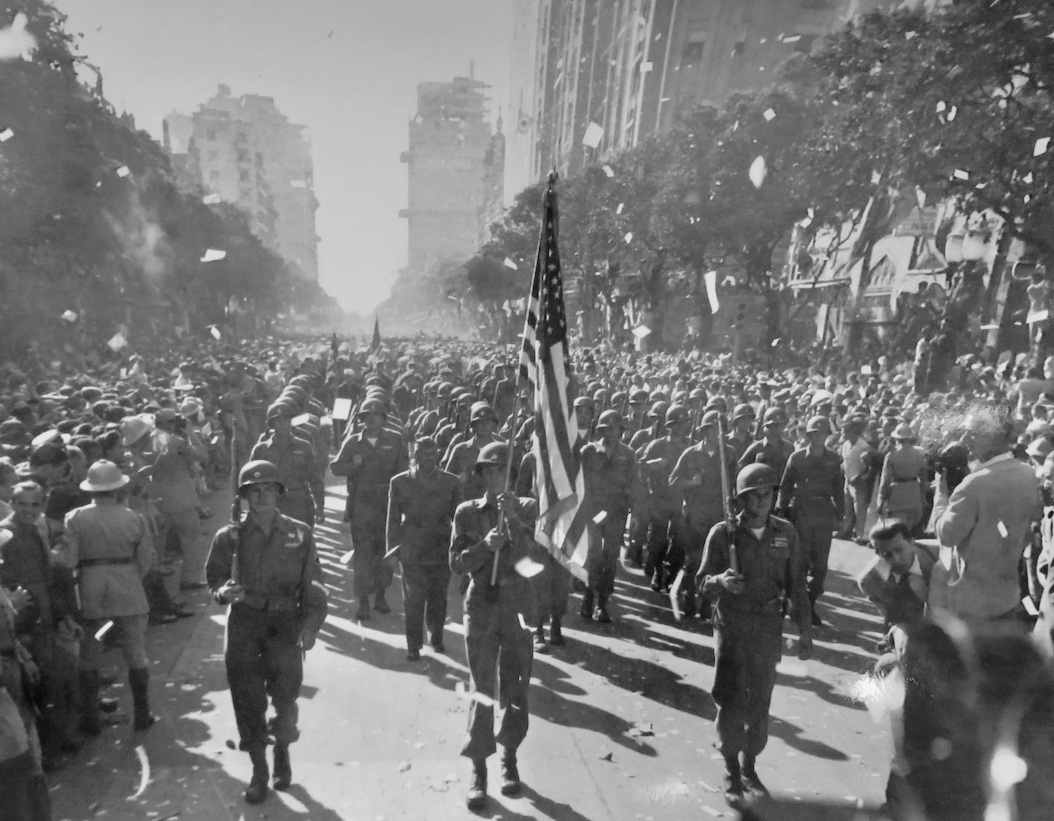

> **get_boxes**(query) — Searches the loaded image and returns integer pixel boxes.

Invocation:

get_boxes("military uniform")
[640,434,689,591]
[450,494,539,762]
[205,513,328,756]
[737,437,795,480]
[330,428,408,612]
[580,439,640,609]
[444,433,502,504]
[778,446,844,603]
[250,432,319,526]
[387,465,460,655]
[697,513,810,765]
[669,443,731,602]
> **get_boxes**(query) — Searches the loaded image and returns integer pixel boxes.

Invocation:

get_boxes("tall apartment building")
[163,85,319,281]
[399,74,505,276]
[505,0,902,201]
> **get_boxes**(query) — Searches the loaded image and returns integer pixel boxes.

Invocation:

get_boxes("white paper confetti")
[946,106,957,121]
[593,510,608,524]
[0,13,36,62]
[107,333,127,352]
[514,556,545,579]
[1035,137,1050,157]
[953,169,970,180]
[936,101,946,113]
[763,108,776,121]
[582,121,603,149]
[0,128,12,142]
[616,202,624,215]
[624,232,633,244]
[202,193,221,205]
[200,249,226,262]
[209,325,221,340]
[95,620,115,641]
[502,257,518,271]
[116,165,130,178]
[61,310,77,322]
[602,165,615,177]
[997,520,1008,538]
[749,156,768,188]
[131,745,150,799]
[905,31,917,40]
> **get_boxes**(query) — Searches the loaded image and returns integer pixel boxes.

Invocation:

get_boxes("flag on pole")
[370,316,381,352]
[519,173,591,582]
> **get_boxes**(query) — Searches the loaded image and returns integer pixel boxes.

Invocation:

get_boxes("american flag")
[519,174,591,582]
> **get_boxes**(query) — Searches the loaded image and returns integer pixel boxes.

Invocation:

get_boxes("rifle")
[716,413,738,573]
[229,428,242,584]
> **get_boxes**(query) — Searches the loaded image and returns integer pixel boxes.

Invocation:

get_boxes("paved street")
[51,478,892,821]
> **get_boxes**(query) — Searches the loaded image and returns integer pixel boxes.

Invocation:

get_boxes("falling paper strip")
[631,325,651,339]
[953,169,970,180]
[116,165,130,178]
[624,231,633,244]
[131,745,150,799]
[997,520,1008,538]
[602,165,614,177]
[772,338,781,347]
[616,202,624,215]
[782,34,801,43]
[947,106,957,122]
[749,156,768,188]
[340,549,354,565]
[593,510,608,524]
[503,257,518,271]
[0,128,12,142]
[107,333,127,351]
[1024,172,1034,184]
[514,557,546,579]
[704,270,720,314]
[200,249,226,262]
[209,326,221,340]
[0,13,36,62]
[95,620,115,641]
[1036,137,1050,156]
[582,121,604,148]
[905,31,917,40]
[202,193,221,205]
[61,310,77,322]
[763,108,776,121]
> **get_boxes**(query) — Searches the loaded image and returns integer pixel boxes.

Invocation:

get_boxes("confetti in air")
[200,249,226,262]
[749,156,768,188]
[0,13,36,61]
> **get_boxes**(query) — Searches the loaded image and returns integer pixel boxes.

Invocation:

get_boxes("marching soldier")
[696,464,812,807]
[331,398,408,621]
[443,402,502,503]
[640,404,691,594]
[387,437,459,660]
[450,443,541,810]
[580,410,641,623]
[738,408,795,479]
[205,460,328,804]
[250,400,319,526]
[777,415,844,627]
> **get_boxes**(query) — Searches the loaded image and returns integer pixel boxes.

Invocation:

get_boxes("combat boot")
[533,625,549,654]
[579,589,594,620]
[129,667,156,731]
[549,617,565,646]
[356,598,371,621]
[809,591,823,628]
[500,749,521,796]
[272,743,292,790]
[245,750,269,804]
[741,755,769,798]
[373,592,391,614]
[78,670,101,737]
[722,756,744,807]
[593,595,612,623]
[466,758,487,810]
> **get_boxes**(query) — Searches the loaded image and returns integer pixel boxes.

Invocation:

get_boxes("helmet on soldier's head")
[629,389,649,404]
[596,410,625,430]
[356,398,388,417]
[805,415,831,434]
[732,403,755,422]
[736,464,778,497]
[665,404,689,427]
[762,407,787,426]
[238,460,285,494]
[266,399,296,422]
[705,396,727,413]
[699,410,721,429]
[470,402,497,423]
[474,442,509,471]
[648,400,670,420]
[573,396,596,411]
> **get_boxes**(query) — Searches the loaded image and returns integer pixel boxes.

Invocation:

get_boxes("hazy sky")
[57,0,514,312]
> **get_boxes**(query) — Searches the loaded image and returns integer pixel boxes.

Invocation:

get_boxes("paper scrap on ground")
[200,249,226,262]
[503,257,518,270]
[116,165,130,178]
[0,128,12,142]
[582,121,603,148]
[1035,137,1050,156]
[61,310,77,322]
[624,231,633,244]
[131,745,150,799]
[749,156,767,188]
[95,620,115,641]
[107,333,127,351]
[763,108,776,121]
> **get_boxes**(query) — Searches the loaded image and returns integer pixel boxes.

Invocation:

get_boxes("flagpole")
[492,172,558,587]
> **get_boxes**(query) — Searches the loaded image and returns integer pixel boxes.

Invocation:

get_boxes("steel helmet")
[731,403,755,422]
[649,389,669,404]
[470,402,497,423]
[611,390,628,406]
[705,396,727,413]
[648,400,670,420]
[238,460,285,493]
[762,407,787,426]
[805,415,831,434]
[665,404,690,427]
[573,396,596,410]
[596,410,625,430]
[356,398,388,417]
[699,410,721,429]
[736,464,778,497]
[629,389,649,404]
[474,442,509,470]
[267,399,297,421]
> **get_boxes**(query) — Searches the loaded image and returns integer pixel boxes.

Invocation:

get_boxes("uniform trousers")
[160,507,204,591]
[644,502,682,581]
[351,519,394,601]
[587,503,628,598]
[461,580,533,761]
[279,491,315,528]
[224,603,303,753]
[80,615,149,671]
[843,481,872,539]
[712,610,784,758]
[529,552,570,623]
[400,561,450,651]
[625,498,651,565]
[794,513,835,598]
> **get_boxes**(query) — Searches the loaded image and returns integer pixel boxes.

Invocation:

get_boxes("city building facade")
[163,85,319,281]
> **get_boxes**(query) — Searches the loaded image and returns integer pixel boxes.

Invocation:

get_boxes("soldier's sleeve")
[777,452,797,513]
[627,449,644,510]
[329,438,354,478]
[696,522,729,598]
[396,437,410,474]
[668,448,694,489]
[786,525,812,635]
[299,529,328,634]
[249,440,266,461]
[386,476,403,554]
[450,503,490,575]
[134,514,155,579]
[857,555,893,615]
[205,527,234,605]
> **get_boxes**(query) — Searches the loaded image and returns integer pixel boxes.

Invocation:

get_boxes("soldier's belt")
[721,597,782,616]
[238,592,299,612]
[79,556,135,568]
